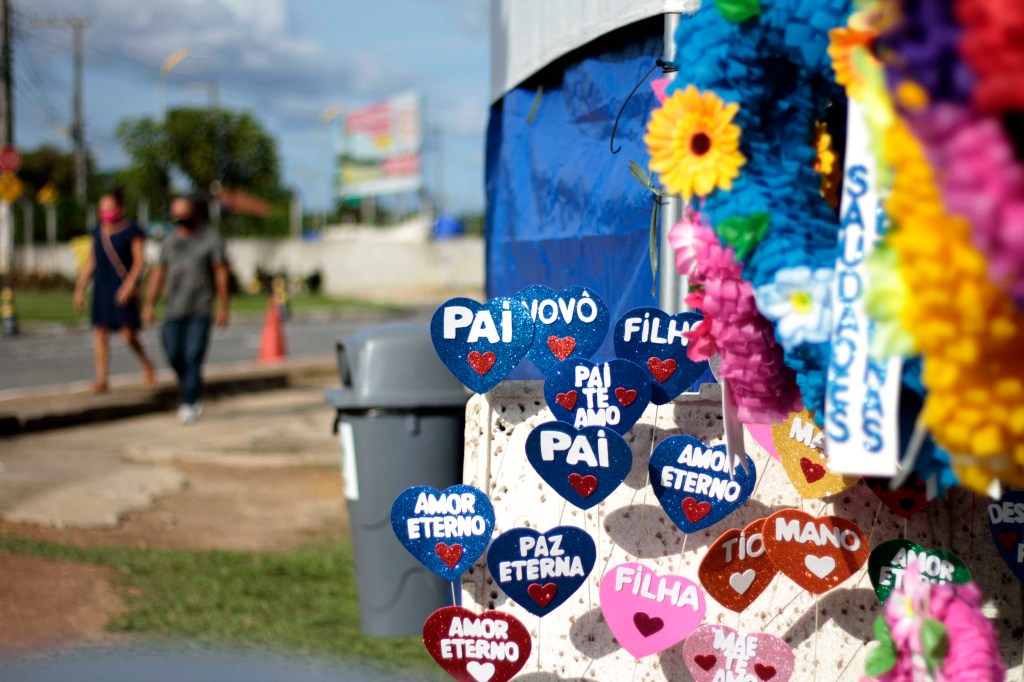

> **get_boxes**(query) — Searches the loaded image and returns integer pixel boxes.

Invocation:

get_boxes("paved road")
[0,312,429,395]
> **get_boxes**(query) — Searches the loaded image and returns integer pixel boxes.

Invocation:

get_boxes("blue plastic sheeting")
[486,18,669,379]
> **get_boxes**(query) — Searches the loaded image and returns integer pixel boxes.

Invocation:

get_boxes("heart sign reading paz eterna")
[649,435,757,533]
[543,358,652,435]
[762,509,869,594]
[613,307,710,404]
[430,297,535,393]
[599,562,707,659]
[683,624,795,682]
[422,606,531,682]
[987,489,1024,583]
[486,526,596,617]
[771,410,859,499]
[514,285,609,375]
[698,519,778,613]
[525,421,632,509]
[391,485,495,582]
[868,539,971,603]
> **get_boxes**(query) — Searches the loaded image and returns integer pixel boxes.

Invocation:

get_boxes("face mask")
[99,208,123,223]
[175,217,194,227]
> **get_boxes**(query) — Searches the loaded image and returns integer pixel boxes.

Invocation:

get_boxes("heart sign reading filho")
[988,489,1024,582]
[486,526,596,617]
[599,562,706,659]
[762,509,869,594]
[683,624,795,682]
[698,519,778,613]
[391,484,495,582]
[649,435,756,533]
[430,297,535,393]
[771,410,859,499]
[543,358,651,435]
[613,308,709,404]
[515,285,609,375]
[422,606,531,682]
[868,539,971,603]
[525,421,632,509]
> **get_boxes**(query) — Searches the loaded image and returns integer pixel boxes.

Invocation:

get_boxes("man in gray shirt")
[143,195,230,423]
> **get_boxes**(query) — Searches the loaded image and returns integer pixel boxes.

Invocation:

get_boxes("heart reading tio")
[514,285,609,375]
[422,606,531,682]
[699,519,778,613]
[543,358,652,435]
[613,307,710,404]
[525,421,632,509]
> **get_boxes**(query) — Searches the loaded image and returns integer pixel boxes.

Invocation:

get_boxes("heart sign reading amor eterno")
[762,509,869,594]
[613,308,709,404]
[525,421,632,509]
[514,285,610,375]
[868,538,971,603]
[422,606,531,682]
[543,358,652,436]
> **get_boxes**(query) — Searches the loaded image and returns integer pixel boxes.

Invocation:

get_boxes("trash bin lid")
[327,322,471,410]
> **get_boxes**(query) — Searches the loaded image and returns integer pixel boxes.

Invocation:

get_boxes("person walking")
[73,189,157,394]
[143,195,230,424]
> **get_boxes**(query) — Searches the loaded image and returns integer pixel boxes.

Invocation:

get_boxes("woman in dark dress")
[73,189,157,393]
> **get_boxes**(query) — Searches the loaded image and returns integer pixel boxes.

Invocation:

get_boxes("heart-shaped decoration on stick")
[422,606,532,682]
[486,526,596,617]
[745,423,779,460]
[649,435,757,533]
[599,562,706,659]
[391,484,495,581]
[683,624,795,682]
[699,519,778,613]
[771,410,859,499]
[613,307,710,404]
[868,538,971,603]
[988,489,1024,583]
[430,297,535,393]
[543,358,652,436]
[525,421,632,509]
[865,474,932,519]
[762,509,869,594]
[514,285,609,375]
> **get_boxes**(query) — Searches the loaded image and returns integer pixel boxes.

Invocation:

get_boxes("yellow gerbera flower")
[645,85,746,201]
[828,26,877,103]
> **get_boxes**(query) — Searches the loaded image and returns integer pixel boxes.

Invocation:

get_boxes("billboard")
[337,92,423,199]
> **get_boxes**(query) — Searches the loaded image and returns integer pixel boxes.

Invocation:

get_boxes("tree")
[18,146,84,198]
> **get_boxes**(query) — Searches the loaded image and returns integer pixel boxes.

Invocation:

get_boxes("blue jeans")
[161,317,212,405]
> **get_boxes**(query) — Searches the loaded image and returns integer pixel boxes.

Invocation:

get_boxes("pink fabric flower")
[668,209,702,279]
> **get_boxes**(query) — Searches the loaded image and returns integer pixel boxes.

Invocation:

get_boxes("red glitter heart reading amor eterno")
[682,497,712,523]
[568,473,598,498]
[527,582,557,608]
[556,390,578,411]
[647,357,677,383]
[467,351,497,376]
[799,457,826,483]
[615,387,638,407]
[632,612,664,637]
[434,542,464,569]
[547,335,577,361]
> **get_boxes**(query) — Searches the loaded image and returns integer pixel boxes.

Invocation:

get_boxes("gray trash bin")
[326,323,470,637]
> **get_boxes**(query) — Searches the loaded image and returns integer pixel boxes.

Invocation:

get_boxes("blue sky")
[13,0,489,213]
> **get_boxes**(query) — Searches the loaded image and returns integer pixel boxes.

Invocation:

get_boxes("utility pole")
[0,0,13,148]
[33,16,93,204]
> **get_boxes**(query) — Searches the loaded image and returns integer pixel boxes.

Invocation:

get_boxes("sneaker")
[191,402,205,421]
[178,403,202,425]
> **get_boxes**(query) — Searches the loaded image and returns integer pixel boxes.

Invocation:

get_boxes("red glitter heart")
[568,473,598,498]
[633,612,664,637]
[682,497,712,523]
[799,457,826,483]
[694,654,717,671]
[997,530,1019,550]
[647,357,677,383]
[434,542,463,569]
[527,582,557,608]
[556,390,578,411]
[615,387,638,407]
[754,662,777,680]
[547,335,577,361]
[423,606,531,682]
[467,351,496,376]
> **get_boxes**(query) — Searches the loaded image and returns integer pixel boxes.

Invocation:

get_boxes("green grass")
[0,533,441,676]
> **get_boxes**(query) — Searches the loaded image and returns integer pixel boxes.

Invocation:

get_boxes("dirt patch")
[0,553,126,654]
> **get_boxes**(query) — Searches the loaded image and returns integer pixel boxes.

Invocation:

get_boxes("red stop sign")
[0,146,21,174]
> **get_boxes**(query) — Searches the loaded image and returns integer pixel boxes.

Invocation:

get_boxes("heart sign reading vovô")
[430,297,535,393]
[988,489,1024,583]
[525,421,632,509]
[599,562,707,659]
[391,484,495,582]
[698,519,778,613]
[612,307,710,404]
[868,539,971,603]
[683,624,795,682]
[486,526,596,617]
[543,358,652,435]
[762,509,869,595]
[649,435,757,533]
[514,285,609,375]
[422,606,531,682]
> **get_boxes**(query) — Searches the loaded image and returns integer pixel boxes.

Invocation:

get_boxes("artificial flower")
[667,208,701,278]
[814,121,841,209]
[829,24,878,103]
[753,267,834,351]
[956,0,1024,114]
[645,85,746,201]
[864,245,916,360]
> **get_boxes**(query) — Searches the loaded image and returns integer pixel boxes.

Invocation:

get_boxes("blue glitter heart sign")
[987,489,1024,583]
[430,297,535,393]
[391,484,496,581]
[543,358,652,435]
[613,308,710,404]
[649,435,757,533]
[486,526,597,617]
[515,285,610,375]
[525,421,632,509]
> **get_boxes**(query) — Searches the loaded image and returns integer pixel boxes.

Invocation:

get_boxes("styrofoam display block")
[460,380,1024,681]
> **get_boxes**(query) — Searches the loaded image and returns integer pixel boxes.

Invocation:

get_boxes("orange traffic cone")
[257,297,287,363]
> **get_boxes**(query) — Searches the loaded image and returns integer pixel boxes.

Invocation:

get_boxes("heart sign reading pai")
[987,489,1024,583]
[391,485,495,582]
[649,435,756,533]
[422,606,531,682]
[600,562,706,659]
[525,421,632,509]
[683,624,795,682]
[543,358,652,435]
[868,539,971,603]
[486,526,596,617]
[698,519,778,613]
[515,285,609,375]
[613,308,709,404]
[771,410,859,499]
[762,509,869,594]
[430,297,535,393]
